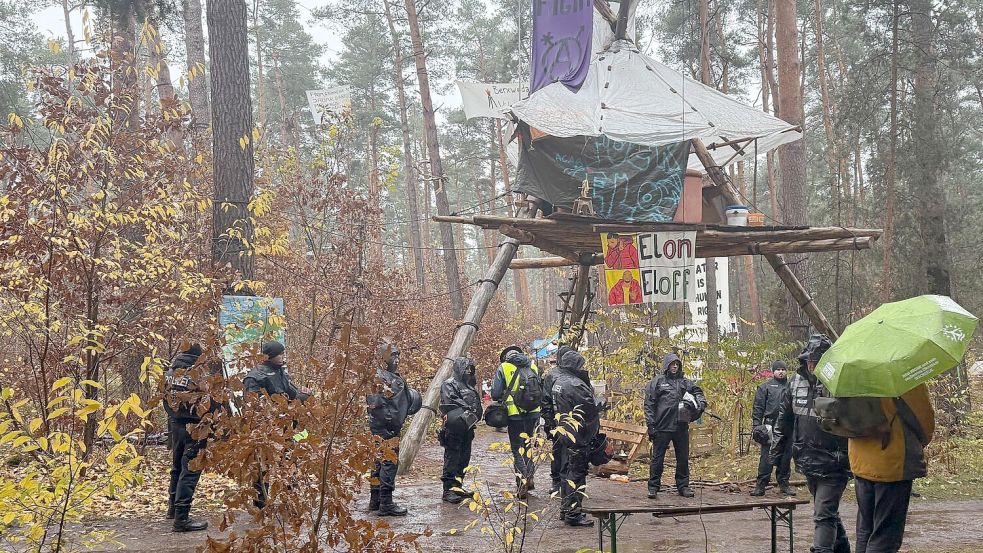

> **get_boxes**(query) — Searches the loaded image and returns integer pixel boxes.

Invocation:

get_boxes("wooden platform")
[434,212,881,263]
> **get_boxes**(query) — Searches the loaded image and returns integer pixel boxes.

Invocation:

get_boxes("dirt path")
[67,428,983,552]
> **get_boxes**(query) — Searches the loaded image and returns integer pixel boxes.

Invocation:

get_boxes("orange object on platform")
[673,169,704,223]
[748,212,766,226]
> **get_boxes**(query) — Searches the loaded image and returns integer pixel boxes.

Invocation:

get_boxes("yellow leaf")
[28,418,42,434]
[80,379,103,389]
[48,39,62,54]
[52,376,73,391]
[47,407,69,420]
[252,127,260,141]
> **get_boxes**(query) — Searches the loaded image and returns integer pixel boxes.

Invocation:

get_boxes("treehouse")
[397,2,881,472]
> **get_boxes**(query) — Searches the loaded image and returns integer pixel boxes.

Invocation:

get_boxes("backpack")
[814,396,893,439]
[507,363,543,413]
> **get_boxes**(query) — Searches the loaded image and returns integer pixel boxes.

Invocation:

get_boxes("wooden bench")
[583,488,808,553]
[595,419,648,476]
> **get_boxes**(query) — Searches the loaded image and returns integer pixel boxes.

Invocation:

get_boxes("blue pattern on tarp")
[552,136,686,222]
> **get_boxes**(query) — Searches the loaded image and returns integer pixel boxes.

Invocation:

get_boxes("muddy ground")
[65,427,983,552]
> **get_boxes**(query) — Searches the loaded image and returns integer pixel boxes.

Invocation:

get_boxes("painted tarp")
[515,134,690,222]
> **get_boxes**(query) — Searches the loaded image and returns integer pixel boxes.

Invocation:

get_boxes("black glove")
[752,425,770,445]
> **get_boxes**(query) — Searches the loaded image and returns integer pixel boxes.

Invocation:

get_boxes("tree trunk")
[738,162,764,334]
[759,0,780,219]
[382,0,426,290]
[775,0,809,331]
[182,0,211,132]
[207,0,255,281]
[61,0,76,65]
[880,0,900,303]
[403,0,465,318]
[699,0,718,351]
[148,17,185,150]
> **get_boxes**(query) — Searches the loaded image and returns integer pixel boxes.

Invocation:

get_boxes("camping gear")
[814,396,892,439]
[816,295,978,397]
[726,205,749,226]
[483,401,509,428]
[444,407,479,435]
[505,361,544,412]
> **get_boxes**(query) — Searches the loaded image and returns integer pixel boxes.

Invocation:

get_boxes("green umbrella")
[816,295,978,397]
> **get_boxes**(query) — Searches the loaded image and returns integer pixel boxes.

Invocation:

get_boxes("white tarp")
[509,23,801,169]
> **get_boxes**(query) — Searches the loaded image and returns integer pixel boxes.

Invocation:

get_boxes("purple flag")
[530,0,593,94]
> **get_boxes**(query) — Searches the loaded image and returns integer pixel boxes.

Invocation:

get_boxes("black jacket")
[367,365,413,439]
[549,351,601,447]
[243,361,310,402]
[751,376,788,427]
[440,358,483,434]
[770,367,851,480]
[541,346,573,432]
[643,354,707,435]
[163,352,222,424]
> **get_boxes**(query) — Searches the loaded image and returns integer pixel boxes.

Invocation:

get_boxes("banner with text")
[306,87,352,124]
[601,231,697,305]
[687,257,733,333]
[457,81,529,119]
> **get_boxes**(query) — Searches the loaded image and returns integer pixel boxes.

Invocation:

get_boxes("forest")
[1,0,981,551]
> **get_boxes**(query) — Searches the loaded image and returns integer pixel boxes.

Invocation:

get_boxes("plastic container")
[747,212,765,227]
[725,205,749,226]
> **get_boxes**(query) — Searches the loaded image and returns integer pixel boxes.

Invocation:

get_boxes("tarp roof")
[509,11,801,170]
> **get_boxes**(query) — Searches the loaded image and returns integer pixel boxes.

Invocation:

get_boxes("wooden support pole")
[693,138,839,339]
[398,205,539,474]
[567,264,592,346]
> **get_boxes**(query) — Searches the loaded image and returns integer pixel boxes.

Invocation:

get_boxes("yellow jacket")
[848,384,935,482]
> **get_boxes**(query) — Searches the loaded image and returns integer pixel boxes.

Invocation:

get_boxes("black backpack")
[507,363,543,413]
[814,396,893,439]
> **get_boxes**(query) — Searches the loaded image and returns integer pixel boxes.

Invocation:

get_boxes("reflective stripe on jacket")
[848,384,935,482]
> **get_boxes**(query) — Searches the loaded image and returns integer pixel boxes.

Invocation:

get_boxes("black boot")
[442,490,464,504]
[565,513,595,527]
[678,486,695,498]
[166,498,175,520]
[173,508,208,532]
[750,482,766,497]
[378,492,407,516]
[779,483,796,496]
[368,489,380,511]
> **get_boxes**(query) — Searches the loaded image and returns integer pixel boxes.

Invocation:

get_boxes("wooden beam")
[693,138,839,339]
[510,255,602,270]
[432,215,475,224]
[499,224,583,263]
[398,205,539,474]
[567,263,592,347]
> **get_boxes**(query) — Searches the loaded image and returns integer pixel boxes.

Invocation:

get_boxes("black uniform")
[644,353,707,496]
[541,345,573,494]
[438,358,482,500]
[242,341,309,509]
[771,346,852,553]
[163,345,220,531]
[752,374,792,489]
[550,350,601,526]
[366,344,419,515]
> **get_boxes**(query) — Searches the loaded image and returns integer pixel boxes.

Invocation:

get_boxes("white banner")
[456,81,529,119]
[601,231,697,305]
[688,257,734,333]
[306,87,352,124]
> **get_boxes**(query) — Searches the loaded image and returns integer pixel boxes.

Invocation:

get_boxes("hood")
[452,357,476,386]
[508,351,532,369]
[558,350,589,383]
[662,353,683,377]
[171,352,199,370]
[378,342,400,372]
[555,345,573,364]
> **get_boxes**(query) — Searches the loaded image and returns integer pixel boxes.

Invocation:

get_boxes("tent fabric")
[509,37,801,170]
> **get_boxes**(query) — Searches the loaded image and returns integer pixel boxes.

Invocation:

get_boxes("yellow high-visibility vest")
[501,361,541,416]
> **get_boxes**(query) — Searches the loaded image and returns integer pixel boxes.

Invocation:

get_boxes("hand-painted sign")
[601,231,697,305]
[456,82,529,119]
[687,257,733,334]
[515,135,690,222]
[219,295,285,376]
[531,0,593,93]
[306,87,352,124]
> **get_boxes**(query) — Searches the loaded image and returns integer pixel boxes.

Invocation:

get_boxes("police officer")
[438,357,482,503]
[491,345,542,499]
[644,352,707,499]
[163,343,220,532]
[541,345,573,495]
[550,349,602,527]
[750,360,795,496]
[243,340,310,508]
[366,342,421,516]
[771,335,851,553]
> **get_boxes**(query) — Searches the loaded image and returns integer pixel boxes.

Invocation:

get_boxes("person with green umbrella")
[849,384,935,553]
[770,335,851,553]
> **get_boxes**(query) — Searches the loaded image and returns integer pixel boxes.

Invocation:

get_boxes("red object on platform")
[672,169,704,223]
